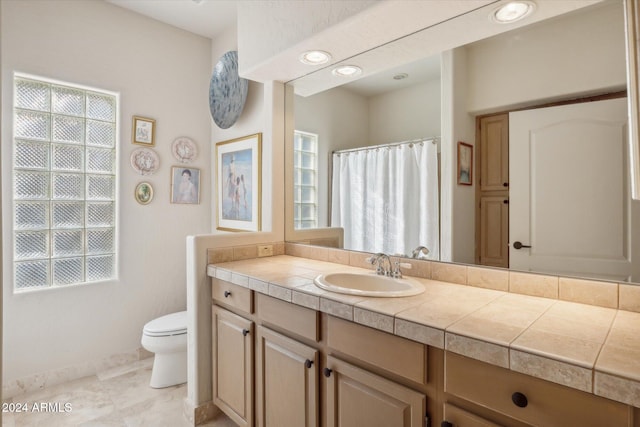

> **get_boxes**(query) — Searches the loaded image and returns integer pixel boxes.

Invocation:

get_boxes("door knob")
[513,241,531,249]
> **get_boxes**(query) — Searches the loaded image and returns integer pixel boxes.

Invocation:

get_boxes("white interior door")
[509,98,632,280]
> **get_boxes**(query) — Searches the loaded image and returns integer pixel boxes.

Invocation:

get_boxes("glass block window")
[13,75,117,291]
[293,131,318,229]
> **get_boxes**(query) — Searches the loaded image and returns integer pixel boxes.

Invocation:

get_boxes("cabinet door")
[325,356,426,427]
[479,113,509,192]
[256,326,319,427]
[478,196,509,268]
[212,305,253,427]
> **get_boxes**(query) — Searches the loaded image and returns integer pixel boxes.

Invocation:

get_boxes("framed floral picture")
[215,133,262,231]
[132,116,155,146]
[171,166,201,204]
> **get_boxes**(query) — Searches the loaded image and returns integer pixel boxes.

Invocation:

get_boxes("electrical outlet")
[258,245,273,257]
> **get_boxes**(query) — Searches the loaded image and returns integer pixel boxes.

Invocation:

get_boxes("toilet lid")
[143,311,187,337]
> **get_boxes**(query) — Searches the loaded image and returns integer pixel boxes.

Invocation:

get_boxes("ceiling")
[105,0,438,96]
[105,0,238,39]
[104,0,605,98]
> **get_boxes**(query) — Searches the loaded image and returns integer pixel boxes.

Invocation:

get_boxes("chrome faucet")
[368,253,392,276]
[411,246,430,259]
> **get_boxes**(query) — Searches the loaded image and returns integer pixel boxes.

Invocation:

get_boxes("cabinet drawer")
[256,293,319,342]
[445,352,629,427]
[212,278,253,314]
[327,315,427,385]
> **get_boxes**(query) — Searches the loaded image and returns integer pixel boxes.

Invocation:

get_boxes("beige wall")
[1,0,212,391]
[465,1,626,114]
[186,24,286,408]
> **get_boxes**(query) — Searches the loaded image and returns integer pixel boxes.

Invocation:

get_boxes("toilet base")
[149,351,187,388]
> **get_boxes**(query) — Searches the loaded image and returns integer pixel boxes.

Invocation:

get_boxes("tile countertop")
[207,255,640,408]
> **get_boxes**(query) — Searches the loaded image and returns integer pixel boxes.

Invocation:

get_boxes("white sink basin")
[313,273,425,297]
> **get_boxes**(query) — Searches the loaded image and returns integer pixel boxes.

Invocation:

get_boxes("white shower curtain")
[331,139,439,259]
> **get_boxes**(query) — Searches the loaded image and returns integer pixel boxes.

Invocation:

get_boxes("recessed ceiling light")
[491,1,536,24]
[332,65,362,77]
[299,50,331,65]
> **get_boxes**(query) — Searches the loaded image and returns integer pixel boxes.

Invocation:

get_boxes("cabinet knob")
[242,329,249,337]
[441,422,453,427]
[305,359,313,369]
[503,182,509,187]
[323,367,332,378]
[512,391,528,408]
[224,290,232,298]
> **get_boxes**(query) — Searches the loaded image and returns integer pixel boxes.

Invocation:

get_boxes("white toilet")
[141,310,188,388]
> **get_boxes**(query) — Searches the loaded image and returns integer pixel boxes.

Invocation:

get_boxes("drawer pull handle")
[224,291,232,298]
[305,359,313,369]
[242,329,250,337]
[323,367,332,378]
[512,392,528,408]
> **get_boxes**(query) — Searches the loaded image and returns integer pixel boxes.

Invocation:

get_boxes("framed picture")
[457,141,473,185]
[132,116,156,146]
[134,182,154,205]
[215,133,262,231]
[171,166,201,204]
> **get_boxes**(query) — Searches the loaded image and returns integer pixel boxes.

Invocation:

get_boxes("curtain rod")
[332,136,440,155]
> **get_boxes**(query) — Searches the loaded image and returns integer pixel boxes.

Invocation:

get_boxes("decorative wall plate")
[171,137,198,164]
[130,147,159,175]
[209,51,249,129]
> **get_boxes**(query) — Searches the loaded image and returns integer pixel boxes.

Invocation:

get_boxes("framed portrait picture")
[457,141,473,185]
[171,166,201,204]
[215,133,262,231]
[134,182,154,205]
[132,116,156,146]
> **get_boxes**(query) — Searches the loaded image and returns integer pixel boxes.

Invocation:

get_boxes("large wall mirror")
[285,0,640,284]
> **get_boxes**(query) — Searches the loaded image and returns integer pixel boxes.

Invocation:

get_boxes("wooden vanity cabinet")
[443,352,632,427]
[211,276,639,427]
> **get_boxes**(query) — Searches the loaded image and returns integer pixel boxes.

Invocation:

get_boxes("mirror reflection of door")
[477,114,509,268]
[509,97,633,281]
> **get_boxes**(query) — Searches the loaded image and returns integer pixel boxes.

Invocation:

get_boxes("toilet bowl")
[141,310,187,388]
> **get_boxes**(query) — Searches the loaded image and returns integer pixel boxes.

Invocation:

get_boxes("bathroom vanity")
[208,252,640,427]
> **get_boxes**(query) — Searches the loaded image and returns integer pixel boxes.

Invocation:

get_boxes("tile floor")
[2,358,235,427]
